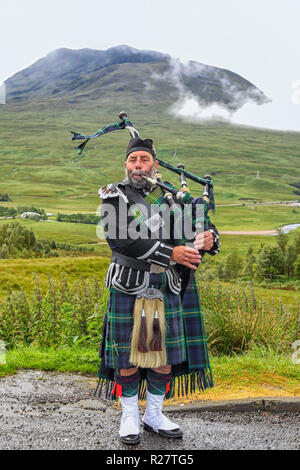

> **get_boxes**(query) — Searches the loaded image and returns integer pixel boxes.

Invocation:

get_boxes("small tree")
[243,245,256,279]
[276,228,288,255]
[295,254,300,279]
[0,244,9,259]
[256,245,284,281]
[293,231,300,257]
[285,245,296,278]
[218,251,243,280]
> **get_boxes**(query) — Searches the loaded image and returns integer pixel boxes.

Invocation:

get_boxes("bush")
[0,193,11,202]
[0,275,108,349]
[0,222,36,255]
[0,206,17,217]
[0,244,9,259]
[57,213,100,225]
[0,223,94,259]
[198,281,298,355]
[294,280,300,291]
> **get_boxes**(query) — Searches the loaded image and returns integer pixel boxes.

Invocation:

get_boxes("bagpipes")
[72,113,216,366]
[71,111,215,212]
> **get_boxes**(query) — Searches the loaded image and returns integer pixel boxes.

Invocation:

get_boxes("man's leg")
[114,367,140,445]
[143,365,183,438]
[120,367,138,377]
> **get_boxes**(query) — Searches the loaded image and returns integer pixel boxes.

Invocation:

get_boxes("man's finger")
[186,252,201,260]
[183,261,197,270]
[193,243,203,250]
[195,233,205,239]
[196,231,211,238]
[185,247,200,254]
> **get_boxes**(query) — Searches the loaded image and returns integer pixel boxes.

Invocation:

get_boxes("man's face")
[124,151,158,189]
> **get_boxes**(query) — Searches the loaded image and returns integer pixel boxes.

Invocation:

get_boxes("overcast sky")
[1,0,299,131]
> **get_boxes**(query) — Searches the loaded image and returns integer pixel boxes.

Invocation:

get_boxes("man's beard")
[126,165,156,190]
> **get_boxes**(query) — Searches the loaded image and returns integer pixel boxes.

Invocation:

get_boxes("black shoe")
[143,422,183,439]
[120,434,140,445]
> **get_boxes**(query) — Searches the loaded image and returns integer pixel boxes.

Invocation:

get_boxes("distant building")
[21,212,41,220]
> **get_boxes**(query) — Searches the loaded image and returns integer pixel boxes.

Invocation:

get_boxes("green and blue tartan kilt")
[95,272,213,400]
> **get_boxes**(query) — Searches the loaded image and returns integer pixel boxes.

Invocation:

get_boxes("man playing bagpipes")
[71,115,220,445]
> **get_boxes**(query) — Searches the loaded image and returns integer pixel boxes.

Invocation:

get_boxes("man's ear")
[154,159,159,170]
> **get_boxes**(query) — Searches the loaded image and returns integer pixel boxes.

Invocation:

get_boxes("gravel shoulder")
[0,370,299,450]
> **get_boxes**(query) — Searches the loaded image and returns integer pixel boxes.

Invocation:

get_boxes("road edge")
[163,397,300,413]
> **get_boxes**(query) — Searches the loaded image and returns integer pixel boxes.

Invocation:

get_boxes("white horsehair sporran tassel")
[129,288,166,368]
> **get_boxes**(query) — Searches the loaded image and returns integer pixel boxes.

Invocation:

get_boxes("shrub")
[0,275,108,349]
[198,281,299,355]
[0,223,94,259]
[0,194,11,202]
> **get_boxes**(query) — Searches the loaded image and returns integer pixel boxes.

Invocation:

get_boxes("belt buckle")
[150,264,165,274]
[137,287,164,301]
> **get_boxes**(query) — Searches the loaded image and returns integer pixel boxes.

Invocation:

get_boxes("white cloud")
[231,99,300,132]
[147,57,300,132]
[171,93,300,132]
[170,95,231,122]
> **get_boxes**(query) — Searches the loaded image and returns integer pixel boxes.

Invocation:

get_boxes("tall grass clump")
[0,274,108,349]
[1,273,299,357]
[199,280,299,355]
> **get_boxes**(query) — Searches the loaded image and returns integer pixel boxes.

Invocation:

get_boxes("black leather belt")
[111,251,151,271]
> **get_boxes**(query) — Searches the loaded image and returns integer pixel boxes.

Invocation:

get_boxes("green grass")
[0,98,299,396]
[1,344,298,380]
[0,256,110,296]
[1,97,299,239]
[0,218,101,245]
[0,207,298,263]
[213,346,300,382]
[209,234,277,258]
[212,204,300,231]
[0,345,99,377]
[0,235,298,301]
[0,194,100,214]
[217,280,300,306]
[218,281,300,311]
[1,346,299,400]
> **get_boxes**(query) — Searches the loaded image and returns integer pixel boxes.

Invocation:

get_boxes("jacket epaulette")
[98,182,129,203]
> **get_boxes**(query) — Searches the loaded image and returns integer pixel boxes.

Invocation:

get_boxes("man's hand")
[171,246,202,270]
[193,231,214,251]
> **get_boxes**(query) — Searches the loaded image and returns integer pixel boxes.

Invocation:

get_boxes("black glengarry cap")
[126,138,156,159]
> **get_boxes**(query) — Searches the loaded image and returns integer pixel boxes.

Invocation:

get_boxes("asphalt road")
[0,370,299,450]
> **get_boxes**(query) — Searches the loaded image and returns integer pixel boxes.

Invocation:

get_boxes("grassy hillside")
[0,230,299,300]
[0,87,299,306]
[1,98,300,213]
[0,256,110,296]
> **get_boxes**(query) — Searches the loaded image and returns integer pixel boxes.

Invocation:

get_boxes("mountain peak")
[5,45,268,109]
[107,44,139,53]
